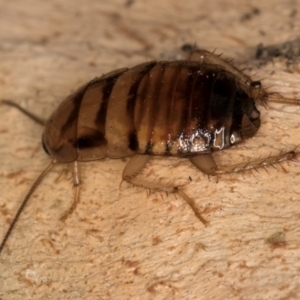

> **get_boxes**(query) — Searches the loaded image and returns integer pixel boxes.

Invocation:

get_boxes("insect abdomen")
[43,60,258,163]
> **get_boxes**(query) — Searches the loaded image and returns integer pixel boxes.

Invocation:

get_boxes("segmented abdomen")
[43,60,240,162]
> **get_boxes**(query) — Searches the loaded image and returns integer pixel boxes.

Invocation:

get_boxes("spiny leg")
[216,150,298,176]
[190,150,299,177]
[122,154,209,225]
[60,161,81,221]
[176,189,209,225]
[188,150,298,222]
[123,155,175,192]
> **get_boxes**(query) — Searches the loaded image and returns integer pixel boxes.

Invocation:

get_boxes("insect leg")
[190,153,217,175]
[190,151,298,176]
[122,155,169,191]
[123,154,208,225]
[216,150,298,175]
[60,161,81,221]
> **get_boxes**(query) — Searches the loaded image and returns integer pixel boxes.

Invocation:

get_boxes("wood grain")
[1,1,300,299]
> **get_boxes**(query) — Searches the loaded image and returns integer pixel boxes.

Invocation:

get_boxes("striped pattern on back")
[44,60,242,162]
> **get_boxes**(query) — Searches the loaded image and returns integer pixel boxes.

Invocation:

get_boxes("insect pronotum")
[0,49,299,254]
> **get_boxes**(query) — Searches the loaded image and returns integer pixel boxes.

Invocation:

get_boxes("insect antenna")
[1,99,46,126]
[0,159,57,254]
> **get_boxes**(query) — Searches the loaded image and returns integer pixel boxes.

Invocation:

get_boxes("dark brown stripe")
[128,130,139,151]
[217,72,237,146]
[162,62,184,155]
[208,71,236,126]
[178,67,194,153]
[126,61,157,117]
[76,131,106,149]
[134,62,167,153]
[193,67,217,131]
[145,62,167,150]
[60,84,89,139]
[94,74,121,132]
[178,65,199,140]
[145,141,153,154]
[126,62,157,151]
[133,71,151,131]
[168,64,197,154]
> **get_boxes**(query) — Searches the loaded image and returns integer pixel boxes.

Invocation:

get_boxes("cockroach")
[0,49,299,254]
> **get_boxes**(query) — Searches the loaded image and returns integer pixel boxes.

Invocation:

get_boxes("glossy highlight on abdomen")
[42,60,261,162]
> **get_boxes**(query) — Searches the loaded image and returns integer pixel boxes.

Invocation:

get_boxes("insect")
[0,49,298,254]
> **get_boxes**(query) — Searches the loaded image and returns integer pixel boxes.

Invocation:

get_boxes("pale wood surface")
[1,1,300,299]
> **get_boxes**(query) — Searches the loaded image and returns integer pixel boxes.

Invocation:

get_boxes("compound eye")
[250,81,261,89]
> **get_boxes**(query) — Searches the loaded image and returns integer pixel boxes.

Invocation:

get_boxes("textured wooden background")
[1,1,300,299]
